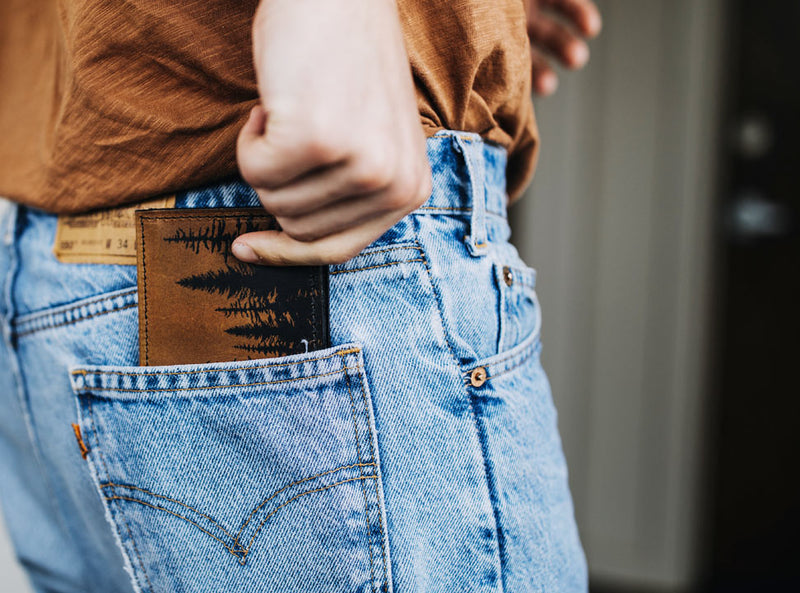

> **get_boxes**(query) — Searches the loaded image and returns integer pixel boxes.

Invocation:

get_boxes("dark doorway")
[706,0,800,591]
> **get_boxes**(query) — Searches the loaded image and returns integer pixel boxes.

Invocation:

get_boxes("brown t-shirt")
[0,0,538,214]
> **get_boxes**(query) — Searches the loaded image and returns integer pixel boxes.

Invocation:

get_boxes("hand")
[234,0,432,266]
[525,0,603,96]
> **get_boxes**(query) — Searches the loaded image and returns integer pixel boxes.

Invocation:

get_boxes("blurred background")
[1,0,797,591]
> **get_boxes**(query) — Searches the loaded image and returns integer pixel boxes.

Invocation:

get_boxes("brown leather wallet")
[135,208,330,366]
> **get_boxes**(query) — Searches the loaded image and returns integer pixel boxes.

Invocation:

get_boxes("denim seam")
[341,355,378,591]
[103,494,237,555]
[14,302,138,338]
[349,244,423,257]
[329,260,426,276]
[104,475,379,564]
[413,230,461,370]
[139,215,150,365]
[86,397,154,593]
[100,485,237,542]
[12,287,138,326]
[233,461,377,544]
[355,367,389,586]
[71,346,362,379]
[416,206,505,218]
[2,209,88,591]
[241,475,378,559]
[466,390,509,591]
[74,365,363,394]
[462,328,542,386]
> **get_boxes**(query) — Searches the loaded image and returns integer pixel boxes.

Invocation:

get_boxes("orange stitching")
[71,347,362,378]
[73,365,363,393]
[243,475,378,557]
[233,461,376,542]
[416,206,505,217]
[100,483,238,541]
[13,288,137,326]
[341,356,377,589]
[464,341,540,386]
[71,424,89,459]
[330,259,426,276]
[87,399,154,592]
[15,303,137,339]
[351,244,423,257]
[355,369,389,584]
[103,495,242,558]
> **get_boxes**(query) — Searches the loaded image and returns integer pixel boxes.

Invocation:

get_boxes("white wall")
[0,512,31,593]
[512,0,724,589]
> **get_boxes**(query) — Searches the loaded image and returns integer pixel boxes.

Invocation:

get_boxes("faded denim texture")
[0,131,587,593]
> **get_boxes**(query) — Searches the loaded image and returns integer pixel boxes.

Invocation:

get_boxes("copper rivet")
[502,266,513,286]
[470,367,488,388]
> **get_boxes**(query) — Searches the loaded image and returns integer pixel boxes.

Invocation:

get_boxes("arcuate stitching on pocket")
[86,397,154,593]
[83,349,387,575]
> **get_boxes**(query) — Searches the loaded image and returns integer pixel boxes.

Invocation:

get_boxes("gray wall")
[512,0,724,588]
[0,512,30,593]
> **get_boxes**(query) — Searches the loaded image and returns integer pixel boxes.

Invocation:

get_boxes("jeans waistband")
[175,130,509,219]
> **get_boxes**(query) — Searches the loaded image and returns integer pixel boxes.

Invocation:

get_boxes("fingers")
[232,209,409,266]
[254,147,401,218]
[541,0,602,38]
[237,105,348,190]
[527,16,590,70]
[530,49,559,96]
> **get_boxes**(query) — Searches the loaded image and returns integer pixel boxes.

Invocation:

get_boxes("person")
[0,0,600,591]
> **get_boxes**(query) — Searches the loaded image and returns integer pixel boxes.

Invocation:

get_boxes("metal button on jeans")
[470,366,488,387]
[502,266,513,286]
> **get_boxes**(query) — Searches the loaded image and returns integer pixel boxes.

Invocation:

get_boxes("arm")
[233,0,431,266]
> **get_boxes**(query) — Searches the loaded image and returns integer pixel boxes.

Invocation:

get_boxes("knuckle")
[281,220,319,243]
[351,150,395,192]
[296,119,347,165]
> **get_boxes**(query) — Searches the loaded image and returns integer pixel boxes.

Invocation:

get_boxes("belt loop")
[453,135,488,257]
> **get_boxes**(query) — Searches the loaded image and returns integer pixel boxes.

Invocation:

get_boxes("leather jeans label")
[53,195,176,264]
[135,208,330,366]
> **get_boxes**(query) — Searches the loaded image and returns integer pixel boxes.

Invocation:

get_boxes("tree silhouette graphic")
[163,217,275,263]
[165,216,319,358]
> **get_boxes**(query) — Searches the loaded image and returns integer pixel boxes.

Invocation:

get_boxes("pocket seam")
[13,288,138,339]
[86,396,155,593]
[73,364,363,395]
[71,345,362,380]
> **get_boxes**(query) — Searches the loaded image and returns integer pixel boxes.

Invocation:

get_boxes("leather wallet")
[135,208,330,366]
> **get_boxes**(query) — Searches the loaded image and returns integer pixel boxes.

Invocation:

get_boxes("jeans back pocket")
[70,344,390,593]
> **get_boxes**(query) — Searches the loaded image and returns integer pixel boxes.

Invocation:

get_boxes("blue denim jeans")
[0,131,586,593]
